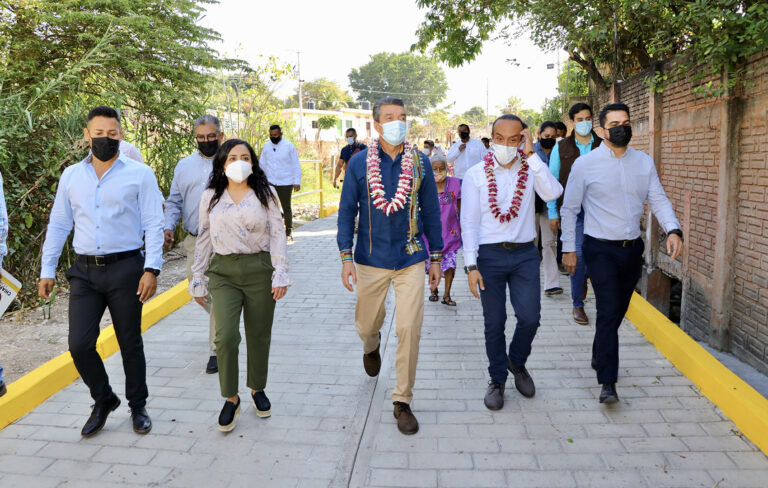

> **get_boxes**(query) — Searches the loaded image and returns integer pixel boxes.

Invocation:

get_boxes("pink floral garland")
[483,150,529,223]
[367,139,414,216]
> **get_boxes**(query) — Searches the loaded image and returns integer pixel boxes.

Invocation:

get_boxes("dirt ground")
[0,209,318,385]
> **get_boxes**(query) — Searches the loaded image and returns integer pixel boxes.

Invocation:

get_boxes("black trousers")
[582,236,644,385]
[275,185,294,237]
[67,253,147,408]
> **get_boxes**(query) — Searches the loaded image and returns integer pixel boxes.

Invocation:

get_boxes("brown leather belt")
[488,241,534,250]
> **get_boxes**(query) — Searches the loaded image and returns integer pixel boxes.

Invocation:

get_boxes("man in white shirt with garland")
[259,124,301,241]
[461,114,563,411]
[447,123,487,181]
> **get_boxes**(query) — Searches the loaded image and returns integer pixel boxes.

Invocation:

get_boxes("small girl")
[425,153,461,306]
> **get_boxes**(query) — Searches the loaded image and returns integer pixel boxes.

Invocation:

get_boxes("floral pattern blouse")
[189,187,292,297]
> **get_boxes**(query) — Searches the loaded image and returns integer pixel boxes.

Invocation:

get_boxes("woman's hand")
[272,286,287,301]
[194,296,208,306]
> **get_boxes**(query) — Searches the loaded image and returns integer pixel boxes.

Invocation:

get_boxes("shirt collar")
[84,153,125,168]
[575,133,594,148]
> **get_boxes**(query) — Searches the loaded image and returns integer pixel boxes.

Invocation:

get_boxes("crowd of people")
[0,95,684,439]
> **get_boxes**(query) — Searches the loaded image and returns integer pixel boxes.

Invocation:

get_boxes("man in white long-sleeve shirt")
[259,124,301,239]
[447,123,487,180]
[461,115,563,411]
[561,103,683,404]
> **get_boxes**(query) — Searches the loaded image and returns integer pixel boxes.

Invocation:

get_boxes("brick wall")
[593,54,768,373]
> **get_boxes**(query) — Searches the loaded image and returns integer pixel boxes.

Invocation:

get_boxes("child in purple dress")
[425,154,461,306]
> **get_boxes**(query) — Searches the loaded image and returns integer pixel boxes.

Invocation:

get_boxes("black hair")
[539,121,557,134]
[521,121,528,130]
[491,114,524,133]
[568,102,593,121]
[554,121,567,132]
[599,103,631,127]
[423,140,434,147]
[481,137,490,143]
[87,105,120,124]
[208,139,277,211]
[269,124,281,132]
[346,127,356,135]
[457,123,470,131]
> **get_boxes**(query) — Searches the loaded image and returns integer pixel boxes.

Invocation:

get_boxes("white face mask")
[225,159,253,183]
[492,144,519,165]
[381,120,407,145]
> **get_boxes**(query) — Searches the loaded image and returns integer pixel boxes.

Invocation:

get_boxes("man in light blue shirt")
[39,106,164,437]
[164,114,223,374]
[561,103,683,404]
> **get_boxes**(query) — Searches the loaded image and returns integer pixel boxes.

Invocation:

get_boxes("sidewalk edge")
[627,292,768,455]
[0,280,192,429]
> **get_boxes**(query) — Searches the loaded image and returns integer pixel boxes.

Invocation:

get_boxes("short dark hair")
[346,127,356,135]
[423,140,434,148]
[457,123,469,131]
[554,121,567,132]
[491,114,524,134]
[87,105,120,124]
[372,96,405,122]
[521,121,528,130]
[539,121,557,134]
[269,124,281,132]
[599,103,631,127]
[568,102,592,121]
[481,137,490,143]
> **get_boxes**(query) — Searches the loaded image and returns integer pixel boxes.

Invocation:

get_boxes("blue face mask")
[574,120,593,137]
[381,120,407,145]
[347,137,355,145]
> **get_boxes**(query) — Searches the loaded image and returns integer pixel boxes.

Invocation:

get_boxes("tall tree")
[287,77,355,110]
[497,96,523,115]
[349,52,448,115]
[461,106,486,127]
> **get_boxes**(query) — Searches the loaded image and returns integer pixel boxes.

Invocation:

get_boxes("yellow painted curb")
[0,280,192,430]
[319,204,338,219]
[626,292,768,455]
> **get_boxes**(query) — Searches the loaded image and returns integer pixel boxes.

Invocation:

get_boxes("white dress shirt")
[561,143,680,253]
[164,152,213,235]
[461,153,563,266]
[259,138,301,186]
[119,140,144,163]
[446,138,487,179]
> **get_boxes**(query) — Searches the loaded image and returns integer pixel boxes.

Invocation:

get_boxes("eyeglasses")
[194,133,219,142]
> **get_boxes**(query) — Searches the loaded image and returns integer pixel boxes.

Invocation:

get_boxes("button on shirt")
[546,134,594,219]
[259,138,301,186]
[337,146,443,270]
[447,138,487,179]
[461,153,563,267]
[561,143,680,253]
[41,155,165,278]
[164,152,214,235]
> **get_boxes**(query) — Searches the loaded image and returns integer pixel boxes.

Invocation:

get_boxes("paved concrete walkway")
[1,215,767,488]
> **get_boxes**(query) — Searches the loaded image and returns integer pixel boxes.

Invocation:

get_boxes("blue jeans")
[570,209,588,308]
[477,243,541,383]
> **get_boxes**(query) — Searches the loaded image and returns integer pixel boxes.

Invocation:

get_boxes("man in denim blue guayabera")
[547,103,602,326]
[337,96,443,436]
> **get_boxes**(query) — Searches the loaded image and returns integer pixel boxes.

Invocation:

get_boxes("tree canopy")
[461,106,487,127]
[287,77,356,110]
[349,52,448,115]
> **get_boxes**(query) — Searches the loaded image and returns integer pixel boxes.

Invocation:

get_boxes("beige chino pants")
[184,235,217,355]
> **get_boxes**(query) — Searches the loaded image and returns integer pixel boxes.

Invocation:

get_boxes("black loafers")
[206,355,218,374]
[599,383,619,404]
[131,407,152,434]
[218,397,241,432]
[252,390,271,418]
[81,394,120,437]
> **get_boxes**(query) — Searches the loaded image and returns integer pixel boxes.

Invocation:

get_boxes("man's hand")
[163,229,175,250]
[459,143,467,152]
[468,269,485,299]
[272,286,287,301]
[194,296,208,307]
[38,278,55,300]
[332,179,339,189]
[428,263,442,291]
[137,272,157,303]
[667,234,683,260]
[293,184,301,192]
[521,128,534,155]
[563,252,578,275]
[341,261,357,292]
[549,218,560,234]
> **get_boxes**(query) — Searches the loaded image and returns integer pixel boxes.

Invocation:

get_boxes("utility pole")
[297,51,304,142]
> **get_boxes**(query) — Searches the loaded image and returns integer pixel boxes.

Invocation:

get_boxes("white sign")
[0,269,21,315]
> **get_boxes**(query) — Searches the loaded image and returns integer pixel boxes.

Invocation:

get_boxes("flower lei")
[367,139,414,216]
[483,149,529,223]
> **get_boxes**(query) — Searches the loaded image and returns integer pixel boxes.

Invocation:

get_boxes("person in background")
[481,137,491,150]
[190,139,291,432]
[554,121,568,141]
[561,103,683,404]
[548,103,602,326]
[0,169,7,397]
[259,125,301,242]
[447,123,486,181]
[424,153,461,306]
[38,105,164,437]
[532,121,562,297]
[333,128,367,189]
[423,140,435,158]
[164,114,224,375]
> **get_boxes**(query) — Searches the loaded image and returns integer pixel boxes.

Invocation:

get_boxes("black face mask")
[607,125,632,147]
[91,137,120,161]
[198,140,219,157]
[539,138,556,150]
[459,131,469,140]
[270,136,281,145]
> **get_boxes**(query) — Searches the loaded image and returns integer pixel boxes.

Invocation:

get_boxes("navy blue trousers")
[477,243,541,384]
[582,236,644,384]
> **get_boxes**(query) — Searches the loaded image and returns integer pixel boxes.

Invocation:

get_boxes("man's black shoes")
[508,363,536,398]
[131,407,152,434]
[0,381,6,397]
[206,355,219,374]
[599,383,619,404]
[81,394,120,437]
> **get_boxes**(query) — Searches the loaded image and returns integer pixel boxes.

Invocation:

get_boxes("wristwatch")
[465,265,478,274]
[144,268,160,276]
[667,229,684,241]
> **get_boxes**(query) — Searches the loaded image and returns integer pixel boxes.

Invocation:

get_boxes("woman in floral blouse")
[190,139,291,432]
